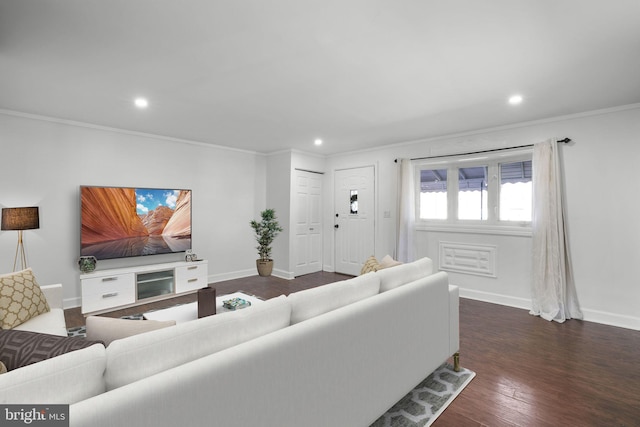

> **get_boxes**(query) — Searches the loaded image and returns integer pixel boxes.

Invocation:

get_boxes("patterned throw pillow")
[0,329,103,371]
[0,268,50,329]
[360,256,380,275]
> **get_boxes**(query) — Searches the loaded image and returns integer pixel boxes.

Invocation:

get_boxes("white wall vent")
[439,242,497,277]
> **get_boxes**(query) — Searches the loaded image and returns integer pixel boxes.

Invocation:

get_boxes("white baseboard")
[63,297,82,310]
[581,308,640,331]
[272,268,294,280]
[322,263,335,273]
[458,287,640,331]
[458,288,531,311]
[208,269,256,283]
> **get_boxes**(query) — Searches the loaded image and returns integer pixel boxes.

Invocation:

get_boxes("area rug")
[370,363,475,427]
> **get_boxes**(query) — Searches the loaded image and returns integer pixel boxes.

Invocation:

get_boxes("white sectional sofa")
[0,258,459,427]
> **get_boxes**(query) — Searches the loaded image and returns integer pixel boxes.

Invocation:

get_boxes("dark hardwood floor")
[437,300,640,427]
[63,271,351,328]
[64,272,640,426]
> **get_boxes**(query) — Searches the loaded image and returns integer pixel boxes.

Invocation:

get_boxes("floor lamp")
[1,207,40,272]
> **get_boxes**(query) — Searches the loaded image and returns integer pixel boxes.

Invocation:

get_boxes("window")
[350,190,358,214]
[499,160,532,221]
[419,168,447,219]
[416,150,532,229]
[457,166,488,220]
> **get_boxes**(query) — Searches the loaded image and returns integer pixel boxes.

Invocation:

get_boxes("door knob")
[334,224,339,229]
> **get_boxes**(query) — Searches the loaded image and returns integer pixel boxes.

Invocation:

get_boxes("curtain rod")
[394,138,571,163]
[294,168,324,175]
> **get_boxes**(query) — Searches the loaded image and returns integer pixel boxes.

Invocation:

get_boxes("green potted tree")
[250,209,283,276]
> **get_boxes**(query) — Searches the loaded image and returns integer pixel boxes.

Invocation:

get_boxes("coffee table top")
[143,291,263,324]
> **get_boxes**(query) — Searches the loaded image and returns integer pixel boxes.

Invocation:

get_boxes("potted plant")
[250,209,283,276]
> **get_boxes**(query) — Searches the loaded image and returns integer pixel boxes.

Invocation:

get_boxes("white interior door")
[293,170,323,276]
[334,166,375,276]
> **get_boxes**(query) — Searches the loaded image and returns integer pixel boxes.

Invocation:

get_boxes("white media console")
[80,260,208,314]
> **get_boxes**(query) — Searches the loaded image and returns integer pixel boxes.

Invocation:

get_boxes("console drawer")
[175,263,207,293]
[81,273,136,313]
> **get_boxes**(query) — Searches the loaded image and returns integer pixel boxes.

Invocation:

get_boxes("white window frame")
[414,148,533,236]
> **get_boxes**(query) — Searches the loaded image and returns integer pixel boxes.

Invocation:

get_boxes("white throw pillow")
[86,316,176,346]
[288,273,381,324]
[378,255,403,269]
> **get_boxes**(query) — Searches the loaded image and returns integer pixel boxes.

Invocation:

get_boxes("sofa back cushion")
[105,295,291,390]
[287,273,381,324]
[0,343,106,404]
[376,257,433,292]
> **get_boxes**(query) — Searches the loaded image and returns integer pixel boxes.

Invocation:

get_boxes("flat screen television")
[80,186,192,260]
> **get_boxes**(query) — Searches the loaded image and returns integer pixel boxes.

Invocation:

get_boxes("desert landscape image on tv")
[80,186,192,260]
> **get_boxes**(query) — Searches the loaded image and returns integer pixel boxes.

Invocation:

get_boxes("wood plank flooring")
[64,272,640,426]
[437,299,640,427]
[63,271,351,328]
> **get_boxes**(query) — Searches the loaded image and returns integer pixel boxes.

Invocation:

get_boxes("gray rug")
[370,363,475,427]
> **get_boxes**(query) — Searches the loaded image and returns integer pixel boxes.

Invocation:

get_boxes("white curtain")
[531,139,583,322]
[396,159,415,262]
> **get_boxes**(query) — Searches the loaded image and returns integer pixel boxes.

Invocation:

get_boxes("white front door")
[334,166,375,276]
[293,170,323,276]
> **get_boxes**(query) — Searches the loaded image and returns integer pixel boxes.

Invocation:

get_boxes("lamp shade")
[1,207,40,231]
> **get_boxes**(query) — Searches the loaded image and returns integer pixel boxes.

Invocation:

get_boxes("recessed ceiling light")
[314,139,323,146]
[508,94,523,105]
[134,97,149,109]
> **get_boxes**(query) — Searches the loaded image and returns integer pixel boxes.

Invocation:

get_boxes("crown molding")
[328,102,640,159]
[0,108,260,156]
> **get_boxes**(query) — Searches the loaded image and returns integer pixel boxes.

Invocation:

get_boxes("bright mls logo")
[1,405,69,426]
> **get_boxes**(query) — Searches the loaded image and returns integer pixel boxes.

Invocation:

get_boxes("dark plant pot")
[256,259,273,277]
[78,256,97,273]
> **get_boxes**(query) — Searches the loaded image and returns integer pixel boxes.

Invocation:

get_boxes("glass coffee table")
[142,291,263,324]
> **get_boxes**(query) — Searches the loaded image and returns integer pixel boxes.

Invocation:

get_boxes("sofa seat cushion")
[287,273,381,324]
[376,257,434,292]
[105,294,291,390]
[0,329,104,371]
[13,308,67,337]
[0,268,50,329]
[86,316,176,346]
[0,343,106,404]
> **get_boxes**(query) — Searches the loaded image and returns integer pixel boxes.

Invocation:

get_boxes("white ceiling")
[1,0,639,155]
